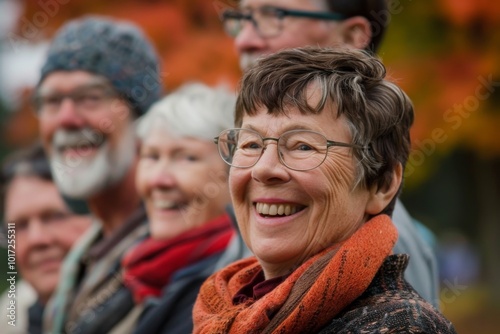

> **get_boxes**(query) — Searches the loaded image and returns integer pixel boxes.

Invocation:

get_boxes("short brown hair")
[235,47,414,215]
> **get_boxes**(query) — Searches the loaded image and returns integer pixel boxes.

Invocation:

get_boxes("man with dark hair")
[223,0,388,70]
[35,16,162,333]
[218,0,439,306]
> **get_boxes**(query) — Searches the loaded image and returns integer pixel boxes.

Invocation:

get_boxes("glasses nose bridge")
[57,94,80,113]
[261,136,280,150]
[258,136,284,164]
[242,11,275,38]
[240,12,258,29]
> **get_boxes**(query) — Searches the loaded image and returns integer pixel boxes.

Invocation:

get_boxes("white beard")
[49,126,136,199]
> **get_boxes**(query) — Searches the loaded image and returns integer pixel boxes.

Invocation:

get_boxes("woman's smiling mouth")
[255,202,306,217]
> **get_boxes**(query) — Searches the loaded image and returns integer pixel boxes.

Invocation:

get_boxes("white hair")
[137,82,236,141]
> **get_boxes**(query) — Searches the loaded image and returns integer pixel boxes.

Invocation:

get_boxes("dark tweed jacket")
[319,254,457,334]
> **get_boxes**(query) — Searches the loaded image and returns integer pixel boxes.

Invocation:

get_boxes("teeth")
[154,200,178,210]
[256,203,300,216]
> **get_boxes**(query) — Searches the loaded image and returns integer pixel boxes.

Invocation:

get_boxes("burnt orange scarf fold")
[193,214,397,334]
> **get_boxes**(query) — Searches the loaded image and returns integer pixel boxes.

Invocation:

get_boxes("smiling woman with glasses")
[193,47,457,333]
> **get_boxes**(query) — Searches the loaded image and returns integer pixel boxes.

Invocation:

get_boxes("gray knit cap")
[39,15,162,116]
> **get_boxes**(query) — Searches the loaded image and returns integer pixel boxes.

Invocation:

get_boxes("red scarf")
[122,214,234,303]
[193,214,397,334]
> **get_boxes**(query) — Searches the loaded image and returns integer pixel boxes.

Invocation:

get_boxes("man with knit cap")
[35,16,162,333]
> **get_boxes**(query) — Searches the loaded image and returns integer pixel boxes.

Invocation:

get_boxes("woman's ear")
[365,163,403,215]
[336,16,372,50]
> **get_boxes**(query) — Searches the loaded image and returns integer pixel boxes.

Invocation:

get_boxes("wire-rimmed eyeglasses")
[214,128,368,171]
[221,6,346,38]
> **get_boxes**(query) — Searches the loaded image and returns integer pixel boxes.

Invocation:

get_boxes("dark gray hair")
[325,0,389,52]
[235,47,414,215]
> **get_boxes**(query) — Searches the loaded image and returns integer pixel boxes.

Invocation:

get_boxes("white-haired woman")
[123,83,236,334]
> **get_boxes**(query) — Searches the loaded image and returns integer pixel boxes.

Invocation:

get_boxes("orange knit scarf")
[193,214,397,334]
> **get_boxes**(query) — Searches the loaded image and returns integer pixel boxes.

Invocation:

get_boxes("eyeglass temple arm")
[277,8,346,21]
[222,8,345,21]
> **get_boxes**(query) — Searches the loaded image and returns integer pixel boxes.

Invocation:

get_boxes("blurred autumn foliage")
[4,0,497,164]
[0,0,499,331]
[2,0,242,147]
[382,0,500,162]
[21,0,242,88]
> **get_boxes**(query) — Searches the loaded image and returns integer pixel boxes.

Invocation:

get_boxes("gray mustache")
[53,128,106,149]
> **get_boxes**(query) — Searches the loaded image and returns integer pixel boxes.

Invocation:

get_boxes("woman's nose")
[251,143,290,183]
[149,163,177,189]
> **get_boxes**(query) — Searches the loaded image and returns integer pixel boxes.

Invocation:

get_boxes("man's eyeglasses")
[214,128,368,171]
[34,84,118,117]
[222,6,346,38]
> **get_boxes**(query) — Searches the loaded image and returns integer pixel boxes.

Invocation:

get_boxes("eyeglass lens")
[223,8,283,38]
